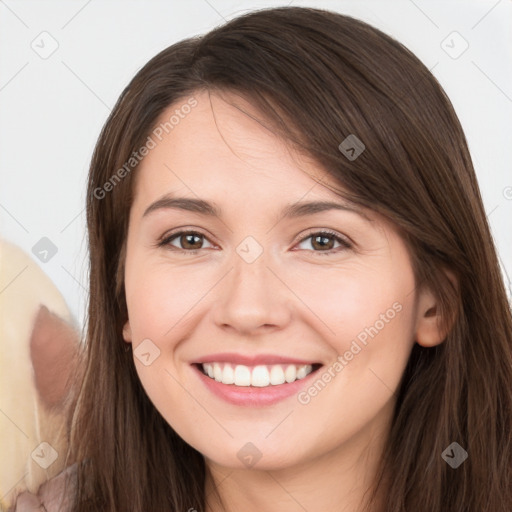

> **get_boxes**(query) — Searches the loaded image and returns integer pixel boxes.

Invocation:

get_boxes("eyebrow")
[142,194,369,221]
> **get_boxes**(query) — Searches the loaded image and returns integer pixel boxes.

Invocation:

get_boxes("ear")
[30,305,80,408]
[415,271,457,348]
[122,319,132,343]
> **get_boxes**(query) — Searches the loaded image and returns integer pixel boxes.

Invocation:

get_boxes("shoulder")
[11,464,77,512]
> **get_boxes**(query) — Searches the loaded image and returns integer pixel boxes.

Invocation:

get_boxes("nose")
[212,248,292,335]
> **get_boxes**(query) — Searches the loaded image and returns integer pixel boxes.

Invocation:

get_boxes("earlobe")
[122,321,132,343]
[415,291,446,348]
[415,270,458,348]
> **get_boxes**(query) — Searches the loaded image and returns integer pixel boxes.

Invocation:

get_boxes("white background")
[1,0,511,328]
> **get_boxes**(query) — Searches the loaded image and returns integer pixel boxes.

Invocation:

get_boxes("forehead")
[131,90,342,209]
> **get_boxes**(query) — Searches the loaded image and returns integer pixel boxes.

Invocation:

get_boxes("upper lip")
[192,353,320,366]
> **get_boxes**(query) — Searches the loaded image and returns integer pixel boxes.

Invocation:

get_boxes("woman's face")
[122,90,438,473]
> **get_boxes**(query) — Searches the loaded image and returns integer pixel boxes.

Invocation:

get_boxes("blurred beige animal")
[0,239,81,511]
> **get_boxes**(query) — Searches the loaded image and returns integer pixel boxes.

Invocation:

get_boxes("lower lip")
[192,364,321,406]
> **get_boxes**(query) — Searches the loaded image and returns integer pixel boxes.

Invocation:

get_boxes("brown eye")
[179,233,203,250]
[311,234,335,251]
[159,231,214,252]
[296,231,351,255]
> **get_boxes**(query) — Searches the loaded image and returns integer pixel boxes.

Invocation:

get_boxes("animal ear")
[30,305,80,409]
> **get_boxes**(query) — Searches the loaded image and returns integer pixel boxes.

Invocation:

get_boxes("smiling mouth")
[195,362,323,387]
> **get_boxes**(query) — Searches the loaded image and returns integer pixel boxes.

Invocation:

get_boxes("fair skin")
[122,90,445,512]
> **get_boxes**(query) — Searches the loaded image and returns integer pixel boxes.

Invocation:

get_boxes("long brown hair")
[66,6,512,511]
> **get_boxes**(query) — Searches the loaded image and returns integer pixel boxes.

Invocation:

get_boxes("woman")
[13,6,512,512]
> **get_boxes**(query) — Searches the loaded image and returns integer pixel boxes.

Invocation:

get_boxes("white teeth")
[213,363,223,382]
[222,364,235,384]
[284,364,297,383]
[269,365,285,385]
[200,362,314,387]
[296,366,308,379]
[234,365,251,386]
[251,365,270,387]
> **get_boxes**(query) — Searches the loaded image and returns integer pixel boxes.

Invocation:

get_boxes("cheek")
[124,260,196,420]
[287,260,415,346]
[289,286,415,458]
[289,260,417,406]
[125,257,211,342]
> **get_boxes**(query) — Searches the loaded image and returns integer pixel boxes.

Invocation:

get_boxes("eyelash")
[156,229,352,256]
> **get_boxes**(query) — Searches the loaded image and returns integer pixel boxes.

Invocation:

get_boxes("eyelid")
[156,227,217,252]
[292,228,353,254]
[294,228,352,246]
